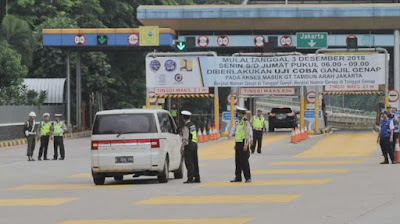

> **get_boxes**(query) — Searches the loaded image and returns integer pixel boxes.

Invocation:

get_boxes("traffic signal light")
[176,41,186,51]
[264,36,277,52]
[347,36,358,49]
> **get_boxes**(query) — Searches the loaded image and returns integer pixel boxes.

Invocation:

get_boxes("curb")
[0,131,91,149]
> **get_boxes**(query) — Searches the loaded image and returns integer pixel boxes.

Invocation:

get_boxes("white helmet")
[181,110,192,116]
[29,111,36,117]
[43,113,50,117]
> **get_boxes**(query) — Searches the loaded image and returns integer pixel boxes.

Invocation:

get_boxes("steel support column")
[76,52,82,127]
[395,30,400,107]
[66,51,71,127]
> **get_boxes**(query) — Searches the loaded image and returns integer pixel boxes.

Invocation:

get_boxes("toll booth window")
[93,114,157,134]
[158,113,174,133]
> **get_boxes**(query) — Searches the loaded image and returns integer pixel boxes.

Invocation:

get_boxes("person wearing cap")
[250,109,265,154]
[53,114,67,160]
[181,110,201,184]
[229,107,253,183]
[377,110,396,164]
[38,113,53,161]
[24,112,37,161]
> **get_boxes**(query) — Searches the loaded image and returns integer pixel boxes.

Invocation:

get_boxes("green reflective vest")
[171,109,177,118]
[235,121,245,142]
[186,122,197,143]
[40,121,51,136]
[53,121,64,136]
[252,117,265,129]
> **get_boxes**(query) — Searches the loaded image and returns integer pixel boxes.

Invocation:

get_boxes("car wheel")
[174,158,184,179]
[92,172,105,185]
[114,175,123,181]
[157,158,169,183]
[269,125,274,132]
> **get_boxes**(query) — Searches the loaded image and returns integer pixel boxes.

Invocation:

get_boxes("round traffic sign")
[74,34,86,46]
[217,35,229,47]
[306,91,316,103]
[388,90,399,102]
[128,33,139,46]
[148,91,157,104]
[280,35,292,48]
[346,34,357,44]
[197,35,209,47]
[254,35,265,48]
[227,93,239,105]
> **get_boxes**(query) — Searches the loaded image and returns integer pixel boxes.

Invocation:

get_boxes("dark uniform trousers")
[53,136,65,159]
[235,141,251,181]
[26,135,36,157]
[38,136,50,159]
[184,142,200,181]
[380,137,395,162]
[251,130,263,153]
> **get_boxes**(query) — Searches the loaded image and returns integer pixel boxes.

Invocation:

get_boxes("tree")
[0,40,27,89]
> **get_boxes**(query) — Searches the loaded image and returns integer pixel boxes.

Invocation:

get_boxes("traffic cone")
[396,138,400,163]
[203,128,208,142]
[304,127,308,139]
[198,129,203,143]
[295,128,300,143]
[210,128,215,141]
[290,129,296,143]
[212,128,217,140]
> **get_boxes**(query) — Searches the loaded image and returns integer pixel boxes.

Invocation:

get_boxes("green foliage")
[0,40,27,89]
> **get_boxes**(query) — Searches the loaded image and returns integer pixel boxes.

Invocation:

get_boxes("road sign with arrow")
[176,41,186,51]
[97,35,108,45]
[296,32,328,49]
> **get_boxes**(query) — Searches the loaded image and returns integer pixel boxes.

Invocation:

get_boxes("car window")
[92,114,157,134]
[158,113,174,133]
[271,108,293,114]
[168,114,177,134]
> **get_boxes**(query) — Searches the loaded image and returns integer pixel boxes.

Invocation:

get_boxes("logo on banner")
[175,74,183,82]
[217,35,229,47]
[280,35,292,47]
[254,35,265,47]
[180,59,193,72]
[74,34,86,46]
[150,60,161,72]
[164,60,177,72]
[198,35,209,47]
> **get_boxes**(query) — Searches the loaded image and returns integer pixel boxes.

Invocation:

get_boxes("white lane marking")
[0,162,24,168]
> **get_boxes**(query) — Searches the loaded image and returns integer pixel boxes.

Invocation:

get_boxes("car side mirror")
[295,111,300,115]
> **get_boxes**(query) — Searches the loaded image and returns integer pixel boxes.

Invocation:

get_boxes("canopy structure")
[23,78,66,104]
[322,91,383,95]
[150,94,215,98]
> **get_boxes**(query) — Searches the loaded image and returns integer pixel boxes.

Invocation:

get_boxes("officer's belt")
[253,128,263,131]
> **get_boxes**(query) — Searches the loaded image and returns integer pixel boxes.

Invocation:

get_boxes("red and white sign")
[306,91,316,103]
[227,93,239,105]
[240,87,296,96]
[74,34,86,46]
[197,35,209,48]
[254,35,265,48]
[153,87,209,94]
[128,33,139,46]
[325,84,379,92]
[280,35,292,47]
[217,35,229,47]
[346,34,357,45]
[148,91,157,104]
[388,90,400,102]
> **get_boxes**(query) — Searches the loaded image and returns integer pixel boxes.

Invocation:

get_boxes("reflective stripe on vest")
[235,121,245,142]
[40,121,51,136]
[190,125,197,143]
[53,121,64,136]
[252,117,265,129]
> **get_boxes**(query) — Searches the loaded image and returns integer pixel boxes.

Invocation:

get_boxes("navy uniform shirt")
[380,119,394,138]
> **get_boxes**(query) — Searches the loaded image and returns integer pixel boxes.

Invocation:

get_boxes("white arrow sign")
[308,40,316,47]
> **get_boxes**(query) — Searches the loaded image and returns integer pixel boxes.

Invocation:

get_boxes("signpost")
[128,33,139,46]
[388,90,400,102]
[280,35,292,48]
[306,91,316,103]
[139,26,159,46]
[198,35,209,47]
[296,32,328,49]
[227,93,239,105]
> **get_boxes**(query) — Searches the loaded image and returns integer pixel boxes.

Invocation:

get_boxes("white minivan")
[91,109,183,185]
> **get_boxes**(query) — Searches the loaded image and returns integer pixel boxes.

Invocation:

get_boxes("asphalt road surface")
[1,130,400,224]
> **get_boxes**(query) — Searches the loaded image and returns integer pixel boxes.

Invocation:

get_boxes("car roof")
[95,109,169,116]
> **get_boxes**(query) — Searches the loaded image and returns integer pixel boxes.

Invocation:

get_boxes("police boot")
[380,160,389,164]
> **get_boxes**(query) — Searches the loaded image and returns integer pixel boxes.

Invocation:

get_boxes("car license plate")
[115,156,133,164]
[277,116,284,120]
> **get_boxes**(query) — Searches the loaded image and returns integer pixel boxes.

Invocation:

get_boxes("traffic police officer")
[38,113,52,160]
[24,111,37,161]
[181,110,201,184]
[389,107,399,152]
[250,109,265,154]
[53,114,67,160]
[377,111,396,164]
[230,107,253,183]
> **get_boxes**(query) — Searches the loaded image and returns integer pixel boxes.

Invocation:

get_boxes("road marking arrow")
[177,42,185,50]
[308,40,316,47]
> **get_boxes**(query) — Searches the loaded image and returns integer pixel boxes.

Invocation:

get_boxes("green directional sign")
[176,41,186,51]
[97,35,108,45]
[296,32,328,49]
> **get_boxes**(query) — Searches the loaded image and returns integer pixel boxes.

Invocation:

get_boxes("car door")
[168,114,182,170]
[158,113,176,168]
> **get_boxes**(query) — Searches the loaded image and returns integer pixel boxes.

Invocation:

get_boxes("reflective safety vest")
[53,121,64,136]
[235,121,245,142]
[252,116,265,129]
[171,109,177,118]
[40,121,51,136]
[185,121,197,143]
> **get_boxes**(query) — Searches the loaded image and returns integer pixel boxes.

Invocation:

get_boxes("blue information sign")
[222,111,238,122]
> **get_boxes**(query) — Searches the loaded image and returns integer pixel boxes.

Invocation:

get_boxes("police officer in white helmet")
[24,111,37,161]
[181,110,201,183]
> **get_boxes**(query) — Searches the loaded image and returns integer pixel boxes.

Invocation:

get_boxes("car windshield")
[271,108,293,114]
[92,113,157,134]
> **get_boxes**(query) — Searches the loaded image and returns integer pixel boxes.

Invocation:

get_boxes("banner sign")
[325,84,379,91]
[240,87,296,96]
[153,87,209,94]
[146,55,385,88]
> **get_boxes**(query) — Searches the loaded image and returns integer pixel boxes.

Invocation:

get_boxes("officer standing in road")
[53,114,67,160]
[24,112,37,161]
[181,110,201,184]
[38,113,53,161]
[389,107,399,152]
[230,107,253,183]
[250,109,265,154]
[377,111,396,164]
